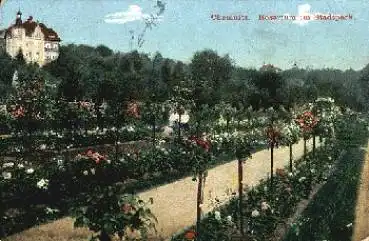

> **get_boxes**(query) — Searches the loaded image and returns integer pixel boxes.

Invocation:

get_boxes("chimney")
[27,16,33,21]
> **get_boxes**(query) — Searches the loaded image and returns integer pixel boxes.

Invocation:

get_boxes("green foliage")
[71,185,157,240]
[284,114,368,241]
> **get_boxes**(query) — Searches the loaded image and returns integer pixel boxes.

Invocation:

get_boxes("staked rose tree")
[7,66,52,156]
[71,187,156,241]
[233,134,254,237]
[311,97,341,147]
[216,101,237,134]
[280,109,301,172]
[70,151,157,241]
[182,122,214,241]
[295,110,319,189]
[295,110,319,158]
[264,107,283,189]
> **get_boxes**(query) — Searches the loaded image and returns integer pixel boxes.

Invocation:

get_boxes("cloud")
[284,3,323,26]
[104,5,150,24]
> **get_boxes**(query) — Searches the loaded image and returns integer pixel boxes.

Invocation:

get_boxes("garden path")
[353,141,369,241]
[4,139,316,241]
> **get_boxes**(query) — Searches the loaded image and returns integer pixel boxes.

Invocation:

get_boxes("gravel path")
[4,139,315,241]
[353,141,369,241]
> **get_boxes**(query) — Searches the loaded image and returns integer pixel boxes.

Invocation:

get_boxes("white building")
[0,11,61,66]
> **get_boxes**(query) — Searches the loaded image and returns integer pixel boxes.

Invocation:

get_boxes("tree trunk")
[196,121,200,137]
[115,128,119,162]
[226,119,230,134]
[178,114,181,141]
[99,230,111,241]
[312,134,316,156]
[114,111,119,162]
[152,113,156,147]
[196,172,203,241]
[270,146,274,189]
[289,143,293,172]
[238,159,245,236]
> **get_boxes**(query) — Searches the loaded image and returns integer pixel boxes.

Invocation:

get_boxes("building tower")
[15,10,22,25]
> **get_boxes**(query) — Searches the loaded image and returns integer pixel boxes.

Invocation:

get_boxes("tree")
[0,51,15,101]
[190,49,233,106]
[14,49,26,67]
[96,44,113,57]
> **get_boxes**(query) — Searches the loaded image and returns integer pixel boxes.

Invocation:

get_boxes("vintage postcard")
[0,0,368,241]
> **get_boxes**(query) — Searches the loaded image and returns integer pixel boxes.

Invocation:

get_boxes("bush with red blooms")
[81,149,107,164]
[188,135,211,152]
[265,125,282,148]
[9,105,25,119]
[126,101,141,119]
[184,230,196,240]
[295,111,319,137]
[71,187,157,241]
[182,135,215,180]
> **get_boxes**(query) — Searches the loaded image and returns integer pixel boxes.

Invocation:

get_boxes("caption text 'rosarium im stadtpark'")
[210,13,353,21]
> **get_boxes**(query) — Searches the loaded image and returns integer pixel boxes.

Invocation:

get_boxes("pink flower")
[126,101,140,119]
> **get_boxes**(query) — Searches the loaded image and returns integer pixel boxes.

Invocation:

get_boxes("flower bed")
[284,114,368,241]
[171,114,365,241]
[171,144,337,241]
[0,131,266,238]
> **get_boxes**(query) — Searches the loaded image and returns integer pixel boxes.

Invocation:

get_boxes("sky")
[0,0,368,70]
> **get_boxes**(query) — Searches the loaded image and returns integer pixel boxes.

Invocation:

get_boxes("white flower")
[226,215,233,224]
[251,210,260,217]
[346,223,352,228]
[39,144,47,150]
[2,172,12,179]
[111,127,117,131]
[169,111,190,124]
[328,156,332,160]
[264,186,268,192]
[37,179,49,190]
[288,172,293,177]
[3,162,14,168]
[106,159,112,164]
[261,201,270,211]
[26,168,34,174]
[328,164,332,169]
[127,126,135,132]
[298,177,306,182]
[45,207,59,214]
[83,170,88,176]
[217,115,227,126]
[90,168,96,175]
[214,211,221,221]
[310,169,316,173]
[17,164,24,169]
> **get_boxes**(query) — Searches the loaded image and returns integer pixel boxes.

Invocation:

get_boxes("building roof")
[3,15,61,41]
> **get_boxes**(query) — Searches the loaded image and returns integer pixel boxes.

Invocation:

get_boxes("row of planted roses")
[180,97,342,241]
[0,97,343,240]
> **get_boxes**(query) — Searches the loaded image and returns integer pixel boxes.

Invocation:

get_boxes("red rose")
[184,230,196,240]
[121,203,135,214]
